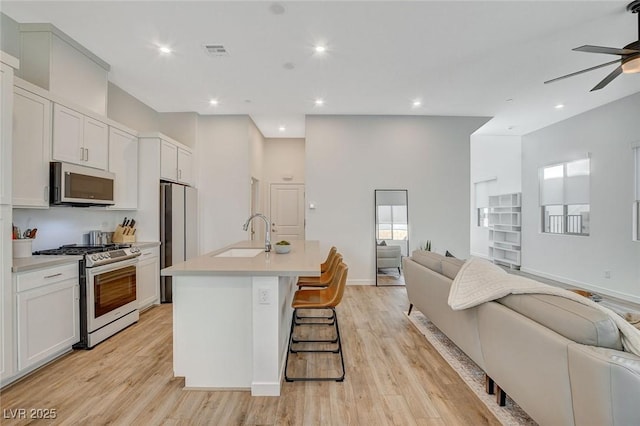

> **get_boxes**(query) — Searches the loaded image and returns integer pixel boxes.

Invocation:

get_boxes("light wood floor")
[0,286,499,425]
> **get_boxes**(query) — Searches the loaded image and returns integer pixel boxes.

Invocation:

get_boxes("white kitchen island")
[160,240,320,396]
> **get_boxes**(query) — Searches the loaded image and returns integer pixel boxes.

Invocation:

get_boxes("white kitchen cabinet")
[137,247,160,310]
[160,139,178,182]
[108,126,138,210]
[1,53,18,206]
[177,147,194,185]
[12,86,52,208]
[0,206,14,384]
[160,137,194,185]
[15,263,79,372]
[53,103,108,170]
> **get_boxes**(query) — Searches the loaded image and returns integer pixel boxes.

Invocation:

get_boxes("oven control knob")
[104,253,111,259]
[91,254,99,261]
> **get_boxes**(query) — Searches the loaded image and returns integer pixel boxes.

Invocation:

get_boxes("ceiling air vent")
[204,44,229,57]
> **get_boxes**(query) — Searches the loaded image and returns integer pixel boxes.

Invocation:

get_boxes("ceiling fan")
[544,0,640,91]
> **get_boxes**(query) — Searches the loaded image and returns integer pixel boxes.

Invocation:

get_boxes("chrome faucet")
[242,213,272,252]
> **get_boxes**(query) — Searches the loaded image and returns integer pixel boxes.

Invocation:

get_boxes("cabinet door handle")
[85,148,89,161]
[178,169,182,179]
[44,273,63,279]
[142,253,151,256]
[80,147,85,160]
[44,186,49,202]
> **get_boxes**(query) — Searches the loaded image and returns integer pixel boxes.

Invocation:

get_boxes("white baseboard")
[470,252,490,260]
[520,267,640,305]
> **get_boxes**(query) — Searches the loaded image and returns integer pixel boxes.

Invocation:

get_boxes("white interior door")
[270,184,305,241]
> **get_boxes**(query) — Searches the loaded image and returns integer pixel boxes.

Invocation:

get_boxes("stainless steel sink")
[213,248,264,258]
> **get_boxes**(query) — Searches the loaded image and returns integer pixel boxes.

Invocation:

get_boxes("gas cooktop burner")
[34,244,131,256]
[35,243,141,267]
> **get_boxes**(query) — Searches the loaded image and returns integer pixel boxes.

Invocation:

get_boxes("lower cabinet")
[137,247,160,310]
[14,263,79,373]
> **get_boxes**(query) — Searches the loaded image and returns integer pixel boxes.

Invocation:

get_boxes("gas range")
[34,244,141,267]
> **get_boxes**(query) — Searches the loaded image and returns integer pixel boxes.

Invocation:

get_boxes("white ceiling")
[2,1,640,138]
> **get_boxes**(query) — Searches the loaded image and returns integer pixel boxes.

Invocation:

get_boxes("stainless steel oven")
[86,258,139,346]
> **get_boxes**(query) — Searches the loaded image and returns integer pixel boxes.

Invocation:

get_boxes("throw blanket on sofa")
[448,257,640,356]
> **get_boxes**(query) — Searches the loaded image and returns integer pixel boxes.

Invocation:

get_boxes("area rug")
[406,311,536,425]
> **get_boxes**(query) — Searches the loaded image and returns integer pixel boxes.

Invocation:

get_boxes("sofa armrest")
[568,343,640,426]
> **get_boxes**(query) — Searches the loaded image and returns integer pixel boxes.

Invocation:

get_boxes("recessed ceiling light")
[555,104,564,109]
[315,99,324,106]
[279,126,286,132]
[412,100,422,107]
[159,46,172,54]
[209,99,219,106]
[314,45,326,53]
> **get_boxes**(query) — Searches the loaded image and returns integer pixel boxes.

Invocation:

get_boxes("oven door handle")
[87,257,139,274]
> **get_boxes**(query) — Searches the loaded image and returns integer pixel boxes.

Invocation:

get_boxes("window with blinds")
[634,145,640,241]
[475,178,497,227]
[539,158,590,236]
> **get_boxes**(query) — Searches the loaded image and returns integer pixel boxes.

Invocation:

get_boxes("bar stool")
[297,250,341,288]
[284,262,348,382]
[295,253,342,322]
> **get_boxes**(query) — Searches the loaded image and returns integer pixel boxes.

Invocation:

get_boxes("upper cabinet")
[159,136,194,186]
[12,86,52,208]
[177,148,193,186]
[1,53,18,206]
[160,139,178,182]
[52,103,108,170]
[18,24,109,116]
[108,126,138,210]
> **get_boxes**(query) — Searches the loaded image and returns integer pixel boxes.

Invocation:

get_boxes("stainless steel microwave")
[50,162,115,206]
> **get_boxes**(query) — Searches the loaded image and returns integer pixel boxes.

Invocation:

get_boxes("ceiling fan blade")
[573,45,639,55]
[544,59,621,85]
[590,65,624,91]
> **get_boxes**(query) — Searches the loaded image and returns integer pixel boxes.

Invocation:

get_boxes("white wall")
[306,115,489,284]
[159,112,198,148]
[196,115,252,253]
[469,135,522,258]
[107,82,159,132]
[12,208,129,252]
[521,92,640,303]
[263,138,305,185]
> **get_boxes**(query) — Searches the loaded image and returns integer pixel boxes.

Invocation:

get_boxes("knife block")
[112,225,136,243]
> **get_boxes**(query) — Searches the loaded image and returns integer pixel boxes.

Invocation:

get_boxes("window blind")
[474,178,497,208]
[634,145,640,201]
[540,158,590,206]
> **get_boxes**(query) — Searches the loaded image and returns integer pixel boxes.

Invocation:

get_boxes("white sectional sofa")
[403,250,640,425]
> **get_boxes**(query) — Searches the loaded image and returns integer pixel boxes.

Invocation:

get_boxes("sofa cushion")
[498,294,623,350]
[441,257,465,280]
[411,250,445,274]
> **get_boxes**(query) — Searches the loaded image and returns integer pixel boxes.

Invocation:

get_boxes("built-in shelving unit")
[488,193,521,269]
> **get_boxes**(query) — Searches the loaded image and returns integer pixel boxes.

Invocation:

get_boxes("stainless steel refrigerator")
[160,182,198,302]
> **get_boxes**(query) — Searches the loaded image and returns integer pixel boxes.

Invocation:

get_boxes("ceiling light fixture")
[314,45,326,53]
[314,99,324,106]
[621,54,640,73]
[413,100,422,107]
[279,126,286,132]
[209,99,219,106]
[159,46,172,54]
[555,104,564,109]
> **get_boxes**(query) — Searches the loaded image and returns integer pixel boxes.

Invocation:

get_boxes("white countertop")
[161,240,321,277]
[12,255,83,273]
